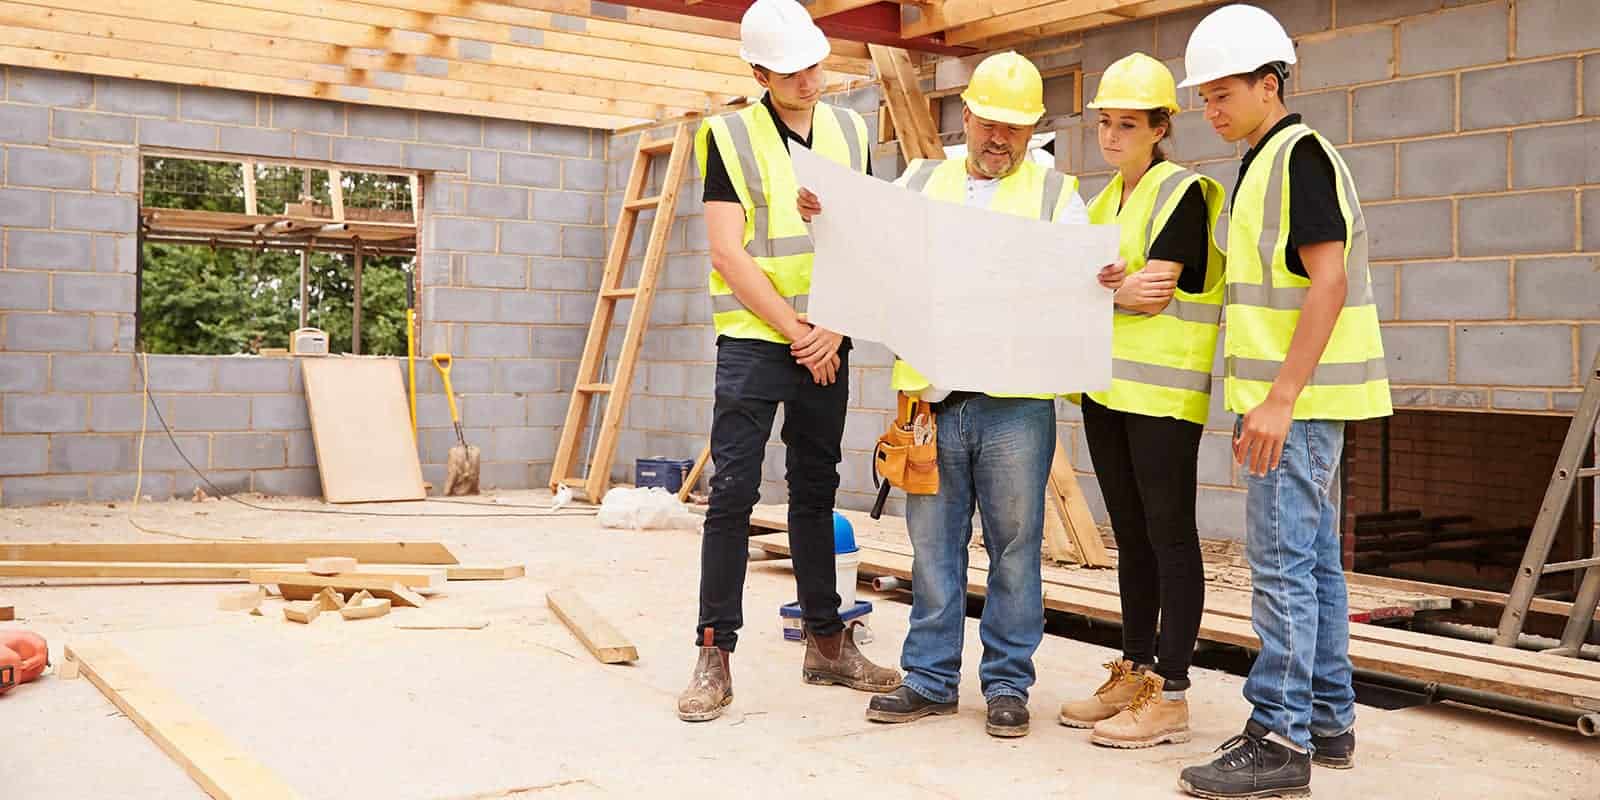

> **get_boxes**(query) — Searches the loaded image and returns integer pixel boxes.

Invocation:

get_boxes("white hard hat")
[740,0,831,74]
[1177,4,1297,89]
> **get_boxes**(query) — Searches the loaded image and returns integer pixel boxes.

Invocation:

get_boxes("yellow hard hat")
[961,52,1046,126]
[1088,52,1180,114]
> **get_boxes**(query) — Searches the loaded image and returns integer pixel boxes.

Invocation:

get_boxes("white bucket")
[835,549,859,608]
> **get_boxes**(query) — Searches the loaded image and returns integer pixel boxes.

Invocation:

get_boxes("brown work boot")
[1091,673,1191,748]
[1058,659,1148,728]
[802,623,901,692]
[677,628,733,722]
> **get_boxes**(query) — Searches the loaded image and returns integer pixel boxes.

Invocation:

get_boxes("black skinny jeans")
[1081,395,1205,690]
[697,337,849,652]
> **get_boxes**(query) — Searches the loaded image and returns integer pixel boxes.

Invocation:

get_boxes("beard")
[968,145,1023,179]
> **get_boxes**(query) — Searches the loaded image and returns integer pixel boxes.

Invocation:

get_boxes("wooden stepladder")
[1495,348,1600,654]
[550,123,693,502]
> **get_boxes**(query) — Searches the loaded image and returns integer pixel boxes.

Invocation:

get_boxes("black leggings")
[1081,396,1205,691]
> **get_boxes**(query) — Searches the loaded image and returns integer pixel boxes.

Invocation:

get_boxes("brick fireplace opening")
[1342,411,1594,596]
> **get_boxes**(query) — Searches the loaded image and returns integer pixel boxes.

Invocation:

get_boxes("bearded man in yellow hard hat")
[802,51,1094,739]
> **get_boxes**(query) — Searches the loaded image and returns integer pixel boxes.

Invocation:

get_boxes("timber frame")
[6,1,1217,131]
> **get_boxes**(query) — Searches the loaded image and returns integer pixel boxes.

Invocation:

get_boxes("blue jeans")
[1240,417,1356,750]
[901,394,1053,704]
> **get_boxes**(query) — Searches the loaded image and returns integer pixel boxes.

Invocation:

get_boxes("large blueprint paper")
[792,146,1120,395]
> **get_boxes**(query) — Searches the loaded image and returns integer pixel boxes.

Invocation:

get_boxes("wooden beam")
[956,0,1216,48]
[938,0,1150,44]
[476,0,875,65]
[0,43,647,130]
[0,21,673,123]
[0,541,459,564]
[6,0,717,113]
[677,445,711,503]
[902,0,1148,37]
[809,0,893,18]
[870,45,944,162]
[279,582,425,608]
[0,599,13,622]
[0,561,495,582]
[65,642,304,800]
[250,567,445,590]
[1048,439,1112,567]
[172,0,759,96]
[547,589,639,664]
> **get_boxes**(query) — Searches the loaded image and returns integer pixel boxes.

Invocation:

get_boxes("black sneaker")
[1178,720,1311,799]
[865,685,957,724]
[1312,729,1355,769]
[986,695,1030,738]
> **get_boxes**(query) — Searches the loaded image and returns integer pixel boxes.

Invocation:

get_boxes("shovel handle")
[431,354,461,425]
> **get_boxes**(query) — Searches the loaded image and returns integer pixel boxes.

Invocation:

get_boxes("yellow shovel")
[431,353,480,495]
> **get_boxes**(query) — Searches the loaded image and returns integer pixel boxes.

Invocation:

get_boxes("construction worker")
[1169,5,1392,797]
[801,51,1090,739]
[677,0,900,723]
[1057,53,1225,749]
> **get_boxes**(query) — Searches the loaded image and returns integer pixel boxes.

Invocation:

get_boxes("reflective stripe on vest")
[889,157,1082,398]
[1223,123,1392,421]
[696,102,868,343]
[1081,160,1226,424]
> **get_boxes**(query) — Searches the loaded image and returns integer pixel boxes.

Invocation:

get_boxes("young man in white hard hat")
[1171,5,1392,798]
[801,51,1091,739]
[677,0,900,724]
[1058,51,1226,750]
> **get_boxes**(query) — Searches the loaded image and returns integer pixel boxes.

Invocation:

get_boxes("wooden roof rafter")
[933,0,1221,49]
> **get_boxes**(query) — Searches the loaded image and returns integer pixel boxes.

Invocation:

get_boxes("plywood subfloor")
[2,491,1595,800]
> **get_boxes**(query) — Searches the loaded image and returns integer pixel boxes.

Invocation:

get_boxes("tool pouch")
[872,392,939,495]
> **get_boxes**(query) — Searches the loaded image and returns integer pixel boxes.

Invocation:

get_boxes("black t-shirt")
[702,93,869,204]
[1234,113,1347,278]
[1146,181,1211,295]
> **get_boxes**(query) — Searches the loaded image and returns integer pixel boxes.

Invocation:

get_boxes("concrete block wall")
[0,66,609,505]
[605,0,1597,538]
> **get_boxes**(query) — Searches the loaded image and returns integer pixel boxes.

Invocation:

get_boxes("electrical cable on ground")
[127,353,603,524]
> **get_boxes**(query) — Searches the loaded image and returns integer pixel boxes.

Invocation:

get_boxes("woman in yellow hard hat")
[1058,52,1227,749]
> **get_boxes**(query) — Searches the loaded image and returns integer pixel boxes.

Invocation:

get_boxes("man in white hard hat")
[1171,5,1392,798]
[677,0,900,724]
[801,51,1092,739]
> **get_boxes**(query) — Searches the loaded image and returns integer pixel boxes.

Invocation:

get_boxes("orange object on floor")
[0,630,48,690]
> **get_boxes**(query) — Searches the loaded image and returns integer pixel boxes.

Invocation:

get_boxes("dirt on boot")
[677,628,733,722]
[802,623,901,692]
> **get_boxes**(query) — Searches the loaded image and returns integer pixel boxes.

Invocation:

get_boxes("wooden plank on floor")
[249,567,446,591]
[0,541,460,564]
[0,562,506,582]
[64,642,304,800]
[278,583,425,608]
[0,599,12,621]
[302,358,427,504]
[546,588,638,664]
[749,534,1600,711]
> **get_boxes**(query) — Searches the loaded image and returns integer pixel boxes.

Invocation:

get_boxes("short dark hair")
[1244,62,1289,101]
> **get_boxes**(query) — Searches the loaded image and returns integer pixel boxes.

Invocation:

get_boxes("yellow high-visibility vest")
[889,157,1081,400]
[694,101,870,344]
[1225,123,1392,420]
[1079,160,1225,425]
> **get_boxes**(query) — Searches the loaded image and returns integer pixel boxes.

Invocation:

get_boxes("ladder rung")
[1543,557,1600,575]
[639,138,674,155]
[559,477,588,488]
[624,195,662,211]
[577,383,613,393]
[601,288,639,299]
[1579,467,1600,479]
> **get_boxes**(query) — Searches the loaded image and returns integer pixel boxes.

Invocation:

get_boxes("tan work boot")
[802,623,902,692]
[1058,659,1148,728]
[677,627,733,722]
[1090,673,1191,748]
